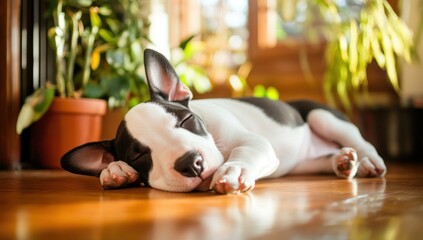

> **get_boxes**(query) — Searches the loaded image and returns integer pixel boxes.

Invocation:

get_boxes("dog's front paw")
[99,161,139,189]
[210,163,255,194]
[355,144,387,177]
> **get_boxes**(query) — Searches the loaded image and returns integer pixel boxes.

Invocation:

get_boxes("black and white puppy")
[61,49,386,194]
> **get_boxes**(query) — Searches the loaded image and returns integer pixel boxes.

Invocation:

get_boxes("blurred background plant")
[171,35,277,100]
[171,35,213,95]
[170,33,276,100]
[318,0,414,110]
[46,0,151,109]
[275,0,416,110]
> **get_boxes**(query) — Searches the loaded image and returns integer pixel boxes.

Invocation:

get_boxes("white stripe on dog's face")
[124,102,224,192]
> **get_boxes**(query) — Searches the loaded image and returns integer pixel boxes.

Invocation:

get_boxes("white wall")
[148,0,170,57]
[401,0,423,106]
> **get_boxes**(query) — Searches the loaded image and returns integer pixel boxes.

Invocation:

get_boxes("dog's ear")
[61,140,116,177]
[144,48,193,104]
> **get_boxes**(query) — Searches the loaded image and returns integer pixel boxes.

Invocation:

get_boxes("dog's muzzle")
[174,151,204,177]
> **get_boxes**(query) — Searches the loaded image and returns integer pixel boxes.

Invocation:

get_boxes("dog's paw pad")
[355,146,386,178]
[357,156,387,178]
[101,174,129,189]
[100,161,139,189]
[212,177,255,194]
[210,165,255,194]
[332,147,359,179]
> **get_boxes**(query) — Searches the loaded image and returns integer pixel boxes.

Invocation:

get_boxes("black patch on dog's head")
[153,99,208,136]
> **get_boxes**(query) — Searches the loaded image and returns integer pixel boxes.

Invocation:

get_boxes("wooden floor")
[1,163,422,240]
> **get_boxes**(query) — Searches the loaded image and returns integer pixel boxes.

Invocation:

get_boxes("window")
[248,0,399,104]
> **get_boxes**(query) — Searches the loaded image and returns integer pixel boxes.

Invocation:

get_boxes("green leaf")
[266,87,279,100]
[106,49,125,67]
[228,74,245,92]
[90,7,102,28]
[117,31,129,48]
[253,85,267,98]
[128,97,142,109]
[98,6,112,16]
[348,20,358,73]
[182,40,202,61]
[101,75,130,99]
[179,34,196,50]
[33,88,55,114]
[16,105,35,135]
[252,85,280,100]
[16,88,55,134]
[98,29,115,43]
[382,37,400,92]
[84,81,105,98]
[130,40,143,63]
[105,18,119,34]
[192,74,212,94]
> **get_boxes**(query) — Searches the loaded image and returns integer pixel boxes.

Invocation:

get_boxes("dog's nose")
[174,151,204,177]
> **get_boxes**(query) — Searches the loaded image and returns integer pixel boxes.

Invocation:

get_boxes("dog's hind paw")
[100,161,139,189]
[210,163,255,194]
[332,147,359,179]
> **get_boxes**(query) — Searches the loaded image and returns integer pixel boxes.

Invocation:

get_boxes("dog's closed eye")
[133,151,147,161]
[179,115,194,128]
[178,114,207,136]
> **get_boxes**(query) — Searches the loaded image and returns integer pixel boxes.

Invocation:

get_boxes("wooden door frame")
[0,0,21,169]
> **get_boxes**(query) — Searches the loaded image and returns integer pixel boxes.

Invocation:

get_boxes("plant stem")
[66,11,82,97]
[81,26,98,89]
[54,0,66,97]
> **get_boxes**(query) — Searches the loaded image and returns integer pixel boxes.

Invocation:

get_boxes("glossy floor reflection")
[0,163,422,239]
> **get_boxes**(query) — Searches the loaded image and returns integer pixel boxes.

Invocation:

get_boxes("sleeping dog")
[61,49,386,194]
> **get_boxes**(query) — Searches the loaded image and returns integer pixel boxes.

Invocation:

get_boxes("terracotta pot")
[32,98,107,168]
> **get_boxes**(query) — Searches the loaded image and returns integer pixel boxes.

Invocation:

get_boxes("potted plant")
[16,0,150,168]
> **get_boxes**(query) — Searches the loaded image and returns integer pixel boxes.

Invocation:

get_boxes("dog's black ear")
[61,140,116,177]
[144,48,192,104]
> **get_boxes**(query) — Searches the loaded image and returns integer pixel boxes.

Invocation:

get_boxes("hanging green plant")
[316,0,414,110]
